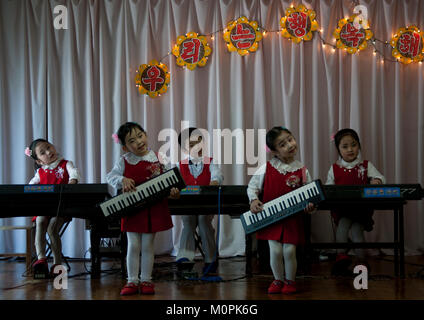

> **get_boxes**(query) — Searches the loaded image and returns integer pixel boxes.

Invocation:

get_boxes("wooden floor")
[1,254,424,301]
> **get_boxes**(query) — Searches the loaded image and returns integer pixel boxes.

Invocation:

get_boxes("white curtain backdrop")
[1,0,423,260]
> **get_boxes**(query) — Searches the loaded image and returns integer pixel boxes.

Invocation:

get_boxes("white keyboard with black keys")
[240,180,325,235]
[100,167,186,219]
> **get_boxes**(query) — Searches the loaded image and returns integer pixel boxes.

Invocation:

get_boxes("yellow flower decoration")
[134,60,170,98]
[172,31,212,70]
[334,15,373,54]
[223,16,263,56]
[280,4,319,43]
[390,26,424,64]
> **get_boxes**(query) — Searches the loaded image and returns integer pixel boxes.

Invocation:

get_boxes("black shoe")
[176,258,194,272]
[203,261,218,274]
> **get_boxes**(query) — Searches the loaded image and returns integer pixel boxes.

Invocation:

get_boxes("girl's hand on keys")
[122,178,136,192]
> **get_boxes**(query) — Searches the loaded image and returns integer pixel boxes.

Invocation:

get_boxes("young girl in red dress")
[26,139,80,276]
[247,127,315,294]
[326,128,385,275]
[107,122,179,296]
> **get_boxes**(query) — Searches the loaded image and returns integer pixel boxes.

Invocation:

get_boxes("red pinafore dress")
[256,161,306,245]
[331,160,374,231]
[32,159,70,222]
[120,156,173,233]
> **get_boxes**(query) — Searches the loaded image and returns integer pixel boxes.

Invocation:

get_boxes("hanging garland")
[134,60,170,98]
[172,31,212,70]
[390,26,424,64]
[334,15,373,54]
[280,4,319,43]
[223,16,263,56]
[135,5,424,98]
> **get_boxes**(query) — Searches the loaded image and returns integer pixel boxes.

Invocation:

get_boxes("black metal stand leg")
[399,206,405,278]
[90,226,101,279]
[245,234,252,276]
[394,208,399,277]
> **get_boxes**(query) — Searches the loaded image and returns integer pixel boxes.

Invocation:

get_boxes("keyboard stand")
[87,217,127,279]
[306,199,406,278]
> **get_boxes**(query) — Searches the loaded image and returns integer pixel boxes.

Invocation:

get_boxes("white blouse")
[325,155,386,185]
[247,157,312,203]
[106,150,171,190]
[29,156,80,184]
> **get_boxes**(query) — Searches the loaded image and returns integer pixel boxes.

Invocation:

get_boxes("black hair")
[28,138,50,160]
[116,122,145,146]
[266,126,293,151]
[27,138,52,170]
[178,127,203,147]
[334,128,361,155]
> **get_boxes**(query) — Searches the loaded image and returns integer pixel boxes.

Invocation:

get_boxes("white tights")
[268,240,297,282]
[35,216,65,265]
[126,232,156,284]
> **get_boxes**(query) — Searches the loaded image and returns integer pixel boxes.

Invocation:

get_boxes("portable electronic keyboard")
[240,180,325,235]
[100,167,186,219]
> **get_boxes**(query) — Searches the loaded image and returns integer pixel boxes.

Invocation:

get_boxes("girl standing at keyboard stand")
[26,139,80,277]
[106,122,179,296]
[248,127,315,294]
[326,128,385,276]
[175,127,223,274]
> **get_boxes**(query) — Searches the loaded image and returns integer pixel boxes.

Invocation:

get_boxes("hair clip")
[265,145,271,153]
[25,147,32,157]
[330,132,336,142]
[111,133,120,144]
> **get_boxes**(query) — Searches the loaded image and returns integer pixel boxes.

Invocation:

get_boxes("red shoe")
[336,253,351,263]
[267,280,284,294]
[281,279,297,294]
[32,258,49,279]
[120,283,139,296]
[32,258,48,268]
[331,253,352,276]
[139,281,155,295]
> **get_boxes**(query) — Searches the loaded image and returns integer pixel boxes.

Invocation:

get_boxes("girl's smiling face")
[123,127,149,157]
[272,131,298,163]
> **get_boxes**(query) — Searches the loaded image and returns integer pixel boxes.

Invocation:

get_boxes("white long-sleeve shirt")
[29,156,80,184]
[325,156,385,185]
[106,150,172,190]
[247,157,312,203]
